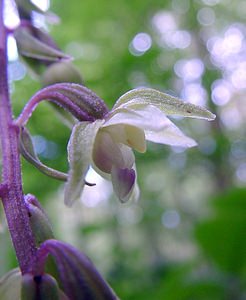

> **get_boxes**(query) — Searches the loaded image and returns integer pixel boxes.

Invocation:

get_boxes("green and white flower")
[64,88,215,206]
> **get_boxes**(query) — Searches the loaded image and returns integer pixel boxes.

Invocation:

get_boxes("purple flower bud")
[21,273,62,300]
[42,62,83,87]
[24,194,54,246]
[36,239,118,300]
[14,25,70,74]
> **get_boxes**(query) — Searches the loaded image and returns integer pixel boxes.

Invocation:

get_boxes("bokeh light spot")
[129,32,152,56]
[162,210,180,229]
[174,58,205,82]
[197,7,215,26]
[31,0,50,11]
[211,80,231,106]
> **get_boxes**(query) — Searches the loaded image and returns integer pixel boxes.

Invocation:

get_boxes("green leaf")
[113,88,216,121]
[64,120,104,206]
[0,269,21,300]
[195,188,246,275]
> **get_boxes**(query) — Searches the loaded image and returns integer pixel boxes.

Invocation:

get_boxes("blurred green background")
[1,0,246,299]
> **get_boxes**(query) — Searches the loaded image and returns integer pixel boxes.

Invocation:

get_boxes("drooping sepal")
[36,239,119,300]
[64,120,103,206]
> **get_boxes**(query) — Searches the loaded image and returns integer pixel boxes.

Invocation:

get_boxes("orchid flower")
[64,88,215,206]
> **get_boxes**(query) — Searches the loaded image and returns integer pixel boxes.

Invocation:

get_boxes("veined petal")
[105,105,170,131]
[93,130,135,173]
[64,120,104,206]
[113,88,216,121]
[104,124,146,153]
[111,167,136,203]
[145,117,197,148]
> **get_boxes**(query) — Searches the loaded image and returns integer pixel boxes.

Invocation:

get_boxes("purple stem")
[0,0,37,273]
[16,89,94,127]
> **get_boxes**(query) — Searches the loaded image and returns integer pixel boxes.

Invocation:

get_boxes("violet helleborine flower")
[64,88,215,205]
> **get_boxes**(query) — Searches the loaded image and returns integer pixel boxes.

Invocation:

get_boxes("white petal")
[145,117,197,148]
[64,120,104,206]
[104,124,146,153]
[113,88,216,121]
[104,105,170,131]
[93,130,135,173]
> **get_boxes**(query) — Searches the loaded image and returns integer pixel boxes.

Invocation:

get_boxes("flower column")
[0,0,37,273]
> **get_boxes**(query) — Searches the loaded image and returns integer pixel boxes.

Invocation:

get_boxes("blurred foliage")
[1,0,246,299]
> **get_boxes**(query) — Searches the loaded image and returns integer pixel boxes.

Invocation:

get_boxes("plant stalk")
[0,0,37,274]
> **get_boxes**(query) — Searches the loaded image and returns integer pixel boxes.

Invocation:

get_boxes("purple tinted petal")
[111,167,136,203]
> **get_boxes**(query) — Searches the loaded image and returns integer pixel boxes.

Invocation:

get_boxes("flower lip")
[93,130,135,174]
[111,167,136,203]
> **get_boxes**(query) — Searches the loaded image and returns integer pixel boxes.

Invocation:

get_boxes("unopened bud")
[21,273,60,300]
[0,269,22,300]
[24,194,54,246]
[37,239,118,300]
[14,26,70,64]
[42,62,83,87]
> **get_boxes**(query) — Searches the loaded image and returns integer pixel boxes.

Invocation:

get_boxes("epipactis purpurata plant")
[0,0,215,299]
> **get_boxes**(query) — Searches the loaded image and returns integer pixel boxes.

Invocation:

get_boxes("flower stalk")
[15,83,109,127]
[0,0,37,274]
